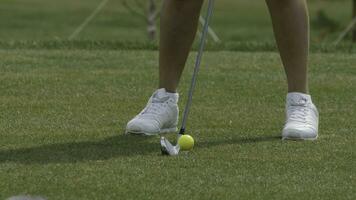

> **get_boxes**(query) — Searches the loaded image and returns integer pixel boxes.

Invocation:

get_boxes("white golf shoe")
[126,88,179,136]
[282,92,319,141]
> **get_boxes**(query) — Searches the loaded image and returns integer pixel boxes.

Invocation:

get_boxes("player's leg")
[126,0,204,135]
[266,0,319,140]
[267,0,309,93]
[159,0,204,92]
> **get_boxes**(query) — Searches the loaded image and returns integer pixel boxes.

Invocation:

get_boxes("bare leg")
[159,0,204,92]
[266,0,309,93]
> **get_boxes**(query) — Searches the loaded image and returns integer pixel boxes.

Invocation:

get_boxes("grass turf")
[0,49,355,199]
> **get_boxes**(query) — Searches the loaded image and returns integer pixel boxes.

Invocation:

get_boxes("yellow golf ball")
[178,135,194,151]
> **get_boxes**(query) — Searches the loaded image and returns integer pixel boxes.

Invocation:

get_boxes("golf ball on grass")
[178,135,194,151]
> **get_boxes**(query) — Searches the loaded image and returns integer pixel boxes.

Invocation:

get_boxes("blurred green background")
[0,0,354,44]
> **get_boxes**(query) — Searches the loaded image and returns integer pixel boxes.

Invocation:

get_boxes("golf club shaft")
[179,0,215,135]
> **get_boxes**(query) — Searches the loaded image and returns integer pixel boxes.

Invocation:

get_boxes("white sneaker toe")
[283,124,318,140]
[126,118,160,135]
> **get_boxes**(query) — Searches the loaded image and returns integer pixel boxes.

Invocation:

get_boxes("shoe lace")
[288,105,313,125]
[141,98,168,116]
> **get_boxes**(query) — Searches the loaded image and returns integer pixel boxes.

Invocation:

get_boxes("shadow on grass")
[199,135,282,148]
[0,134,281,164]
[0,134,158,164]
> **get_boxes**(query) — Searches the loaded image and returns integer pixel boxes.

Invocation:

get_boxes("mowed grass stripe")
[1,40,356,53]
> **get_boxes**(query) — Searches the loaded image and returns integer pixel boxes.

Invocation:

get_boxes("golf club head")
[160,137,180,156]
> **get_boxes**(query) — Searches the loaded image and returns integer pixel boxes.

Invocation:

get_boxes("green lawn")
[0,49,355,199]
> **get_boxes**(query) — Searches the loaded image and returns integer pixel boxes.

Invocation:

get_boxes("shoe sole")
[126,127,178,136]
[282,130,318,141]
[282,136,318,141]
